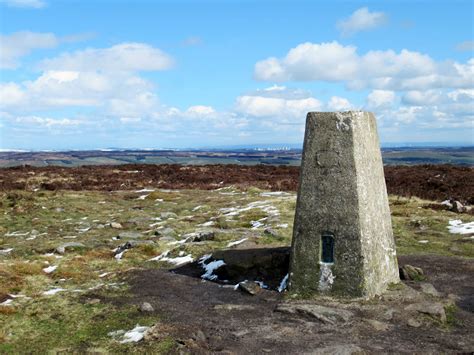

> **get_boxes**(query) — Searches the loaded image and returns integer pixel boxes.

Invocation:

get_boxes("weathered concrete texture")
[289,111,399,297]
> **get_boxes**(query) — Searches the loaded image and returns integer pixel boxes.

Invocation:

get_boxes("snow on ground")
[43,265,58,274]
[226,238,248,248]
[136,188,155,193]
[199,255,225,281]
[115,250,126,260]
[0,248,13,255]
[149,250,193,266]
[43,288,66,296]
[137,194,149,200]
[278,274,289,292]
[260,191,290,197]
[198,221,215,227]
[120,325,150,343]
[4,231,29,237]
[448,220,474,234]
[251,220,264,229]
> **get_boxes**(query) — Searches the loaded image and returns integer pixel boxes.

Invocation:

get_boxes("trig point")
[289,111,399,297]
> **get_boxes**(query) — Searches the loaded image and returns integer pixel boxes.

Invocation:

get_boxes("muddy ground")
[118,252,473,354]
[1,164,473,204]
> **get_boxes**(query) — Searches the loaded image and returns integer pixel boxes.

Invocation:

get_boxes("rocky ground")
[0,165,473,353]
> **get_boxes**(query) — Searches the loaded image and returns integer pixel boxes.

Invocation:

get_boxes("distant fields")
[0,146,472,168]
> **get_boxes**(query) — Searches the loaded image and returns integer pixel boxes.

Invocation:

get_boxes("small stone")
[193,330,206,342]
[263,228,278,237]
[419,283,441,297]
[382,308,395,321]
[365,319,390,331]
[55,207,65,213]
[87,298,101,305]
[405,302,446,323]
[56,242,86,254]
[139,302,154,312]
[238,281,261,295]
[399,265,424,281]
[110,222,123,229]
[407,318,422,328]
[160,212,178,219]
[159,236,177,242]
[451,200,466,213]
[155,227,176,238]
[118,231,143,239]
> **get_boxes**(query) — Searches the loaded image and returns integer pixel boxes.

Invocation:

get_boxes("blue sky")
[0,0,473,150]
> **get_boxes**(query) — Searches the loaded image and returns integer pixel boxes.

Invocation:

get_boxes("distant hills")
[0,146,472,168]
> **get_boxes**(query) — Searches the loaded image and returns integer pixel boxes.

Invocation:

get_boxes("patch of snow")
[277,223,289,228]
[260,191,290,197]
[137,194,149,200]
[418,240,429,244]
[63,235,77,239]
[250,221,264,229]
[26,235,37,240]
[43,288,66,296]
[441,200,451,206]
[149,250,170,261]
[136,188,155,193]
[120,325,150,343]
[192,205,204,211]
[149,250,193,265]
[448,220,474,235]
[318,262,335,292]
[1,299,13,306]
[99,272,110,278]
[4,231,29,237]
[43,265,58,274]
[160,254,193,266]
[115,250,126,260]
[0,248,13,255]
[226,238,248,248]
[278,274,289,292]
[200,257,225,281]
[77,227,90,233]
[198,221,215,227]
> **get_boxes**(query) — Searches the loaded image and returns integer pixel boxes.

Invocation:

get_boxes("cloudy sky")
[0,0,473,150]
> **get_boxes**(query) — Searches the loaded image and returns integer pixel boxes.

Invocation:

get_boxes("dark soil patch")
[125,251,474,353]
[1,164,473,204]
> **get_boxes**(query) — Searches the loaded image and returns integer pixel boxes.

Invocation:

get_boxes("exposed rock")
[155,228,176,238]
[407,318,422,328]
[182,230,215,243]
[139,302,154,312]
[382,308,396,321]
[275,303,353,324]
[399,265,424,281]
[365,319,390,331]
[238,281,261,295]
[54,207,65,213]
[405,302,447,323]
[118,231,143,239]
[160,212,178,219]
[56,242,86,254]
[110,222,123,229]
[451,200,466,213]
[419,283,441,297]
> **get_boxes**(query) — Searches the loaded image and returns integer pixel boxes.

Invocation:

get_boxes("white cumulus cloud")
[337,7,387,36]
[254,41,473,91]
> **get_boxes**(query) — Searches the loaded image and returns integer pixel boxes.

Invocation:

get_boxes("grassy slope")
[0,188,472,353]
